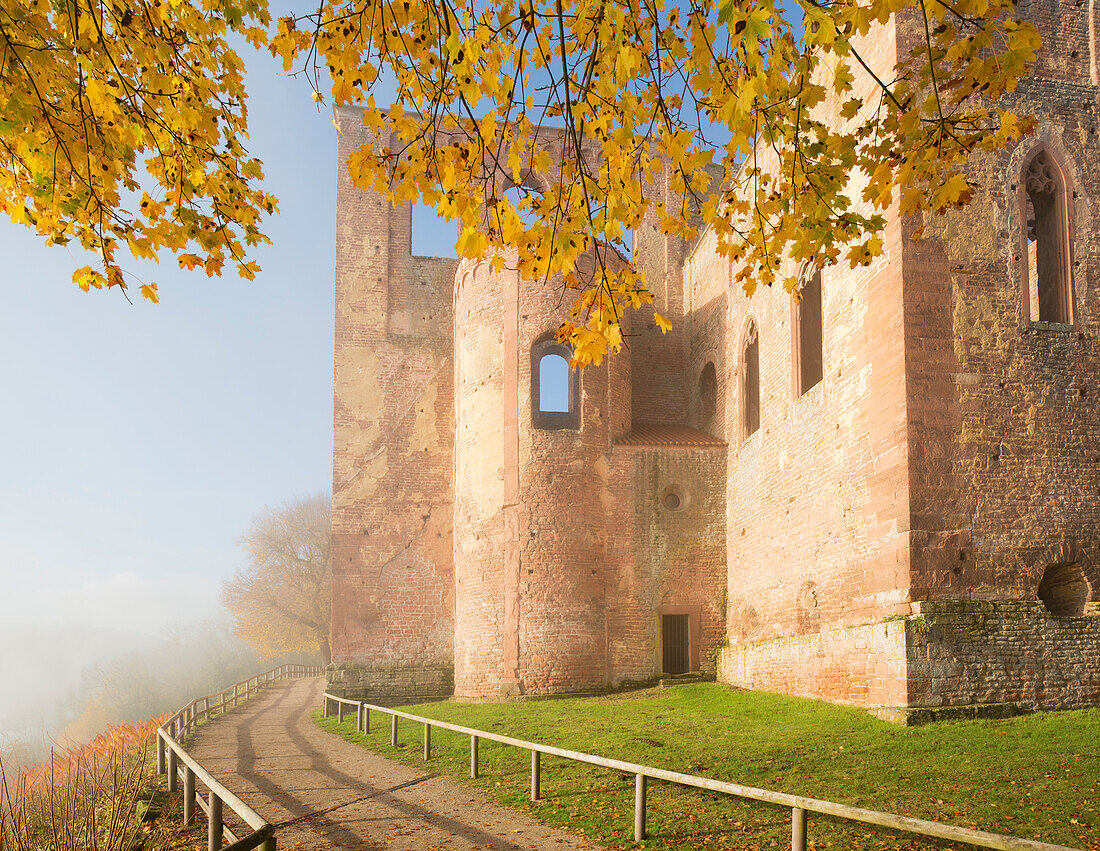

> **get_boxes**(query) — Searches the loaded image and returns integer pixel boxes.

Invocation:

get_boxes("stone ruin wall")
[329,111,457,700]
[604,445,728,685]
[898,0,1100,710]
[451,245,728,697]
[697,209,914,707]
[683,15,914,707]
[329,0,1100,711]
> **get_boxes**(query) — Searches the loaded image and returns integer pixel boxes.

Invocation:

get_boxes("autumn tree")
[0,0,277,301]
[271,0,1040,365]
[4,0,1039,360]
[222,493,333,665]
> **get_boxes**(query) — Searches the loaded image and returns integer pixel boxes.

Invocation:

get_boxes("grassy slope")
[315,684,1099,851]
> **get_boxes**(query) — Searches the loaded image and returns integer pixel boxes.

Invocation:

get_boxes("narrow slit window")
[1023,150,1072,324]
[698,361,717,432]
[743,323,760,439]
[795,270,823,396]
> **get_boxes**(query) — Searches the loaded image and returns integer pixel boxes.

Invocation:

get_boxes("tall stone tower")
[451,255,632,697]
[329,115,458,700]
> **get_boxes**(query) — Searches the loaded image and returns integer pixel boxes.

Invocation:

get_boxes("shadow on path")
[188,677,599,851]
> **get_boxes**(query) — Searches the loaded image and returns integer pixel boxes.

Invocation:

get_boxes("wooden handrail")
[155,664,323,850]
[322,691,1084,851]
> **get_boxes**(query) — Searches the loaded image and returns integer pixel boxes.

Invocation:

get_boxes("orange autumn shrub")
[0,715,184,851]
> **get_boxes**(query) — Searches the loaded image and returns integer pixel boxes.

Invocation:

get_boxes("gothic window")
[531,338,579,430]
[742,322,760,439]
[794,268,823,396]
[1022,150,1073,324]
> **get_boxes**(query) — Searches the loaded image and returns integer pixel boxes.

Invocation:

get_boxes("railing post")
[357,702,363,732]
[792,807,807,851]
[391,714,398,747]
[208,792,223,851]
[530,750,541,802]
[470,735,479,778]
[337,700,344,723]
[423,723,431,760]
[322,695,329,718]
[634,773,646,841]
[184,766,196,825]
[156,732,166,774]
[167,747,178,793]
[363,705,371,734]
[261,834,276,851]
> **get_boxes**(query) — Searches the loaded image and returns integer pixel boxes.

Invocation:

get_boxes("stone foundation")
[908,599,1100,711]
[720,602,1100,721]
[326,664,454,704]
[718,619,910,707]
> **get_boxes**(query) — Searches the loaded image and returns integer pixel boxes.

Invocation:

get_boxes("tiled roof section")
[614,423,726,448]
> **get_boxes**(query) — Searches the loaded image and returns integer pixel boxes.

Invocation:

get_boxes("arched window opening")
[1023,150,1072,324]
[742,323,760,439]
[795,269,823,396]
[698,361,717,431]
[531,338,579,430]
[538,354,569,412]
[1037,562,1089,616]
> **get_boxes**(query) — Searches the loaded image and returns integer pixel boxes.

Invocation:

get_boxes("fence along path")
[180,675,604,850]
[157,663,323,850]
[323,691,1087,851]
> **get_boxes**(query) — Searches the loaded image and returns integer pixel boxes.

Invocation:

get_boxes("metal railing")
[322,691,1083,851]
[156,664,323,850]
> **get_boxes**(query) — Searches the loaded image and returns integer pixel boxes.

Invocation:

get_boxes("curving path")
[186,676,602,851]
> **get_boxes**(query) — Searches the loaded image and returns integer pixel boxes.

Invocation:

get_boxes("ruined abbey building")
[329,2,1100,719]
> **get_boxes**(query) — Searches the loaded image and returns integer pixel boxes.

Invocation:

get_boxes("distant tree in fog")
[59,619,265,745]
[222,493,332,665]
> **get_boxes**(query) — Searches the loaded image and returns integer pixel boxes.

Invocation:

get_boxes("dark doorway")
[662,614,690,674]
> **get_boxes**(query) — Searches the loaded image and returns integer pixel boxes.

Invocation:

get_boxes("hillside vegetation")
[0,719,200,851]
[317,683,1099,851]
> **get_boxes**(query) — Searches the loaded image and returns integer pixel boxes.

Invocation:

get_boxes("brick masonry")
[330,1,1100,715]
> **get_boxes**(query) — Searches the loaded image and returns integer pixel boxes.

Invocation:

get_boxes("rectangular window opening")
[797,272,824,395]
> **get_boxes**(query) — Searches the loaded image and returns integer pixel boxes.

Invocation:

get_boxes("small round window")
[661,485,688,512]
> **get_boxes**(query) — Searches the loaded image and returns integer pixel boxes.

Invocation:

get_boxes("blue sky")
[0,8,455,635]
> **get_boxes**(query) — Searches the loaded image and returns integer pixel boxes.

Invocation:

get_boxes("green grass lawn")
[314,684,1099,851]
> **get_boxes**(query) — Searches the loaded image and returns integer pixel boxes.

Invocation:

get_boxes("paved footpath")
[187,676,602,851]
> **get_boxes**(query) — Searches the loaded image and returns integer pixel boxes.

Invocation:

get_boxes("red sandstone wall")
[453,257,620,697]
[605,445,728,684]
[724,620,909,708]
[631,168,690,426]
[700,19,913,706]
[451,260,509,697]
[330,110,456,698]
[516,277,617,694]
